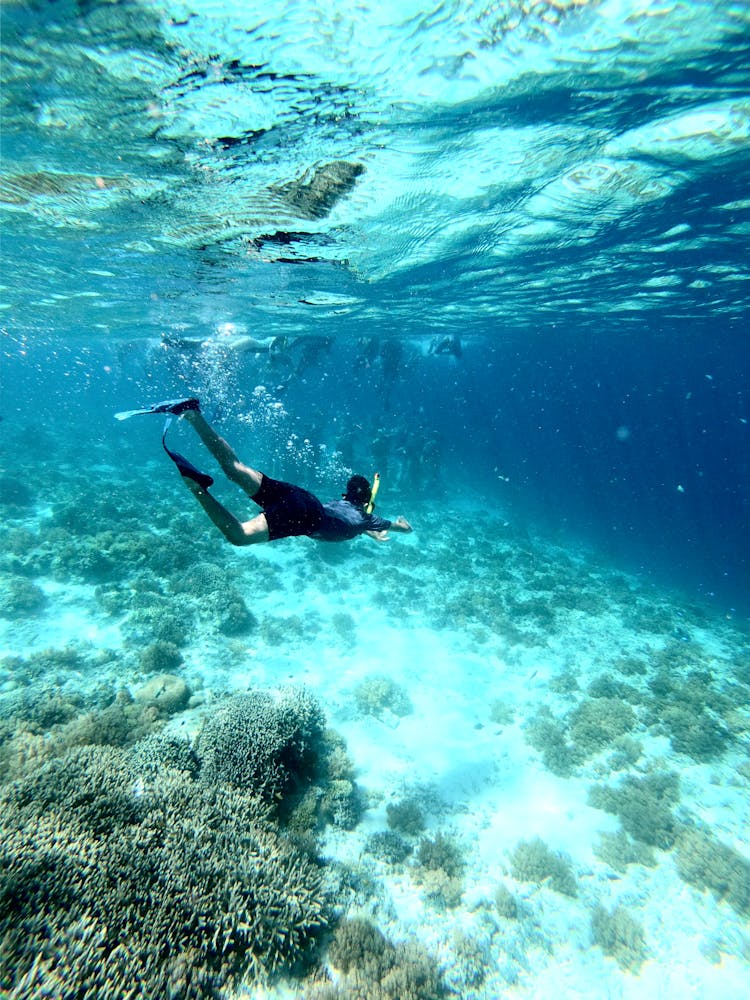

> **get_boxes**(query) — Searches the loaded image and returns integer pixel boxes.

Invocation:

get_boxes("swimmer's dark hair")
[343,475,371,506]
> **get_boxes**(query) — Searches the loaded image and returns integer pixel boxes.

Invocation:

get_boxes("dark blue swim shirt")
[312,499,391,542]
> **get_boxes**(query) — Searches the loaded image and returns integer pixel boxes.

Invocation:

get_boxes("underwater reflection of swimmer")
[354,337,405,408]
[162,330,288,356]
[117,397,413,547]
[356,335,380,370]
[428,334,462,358]
[274,335,335,388]
[289,335,333,373]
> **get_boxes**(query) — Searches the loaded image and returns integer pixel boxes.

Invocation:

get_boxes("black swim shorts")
[252,474,324,541]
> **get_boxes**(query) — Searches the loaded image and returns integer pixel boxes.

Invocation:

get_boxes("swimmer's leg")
[183,410,262,498]
[183,478,270,546]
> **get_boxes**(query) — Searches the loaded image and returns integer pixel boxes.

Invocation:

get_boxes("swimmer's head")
[343,475,371,506]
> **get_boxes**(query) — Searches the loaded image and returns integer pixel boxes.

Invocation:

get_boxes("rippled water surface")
[2,0,749,339]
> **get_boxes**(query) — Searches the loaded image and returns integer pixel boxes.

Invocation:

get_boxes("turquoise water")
[1,3,749,999]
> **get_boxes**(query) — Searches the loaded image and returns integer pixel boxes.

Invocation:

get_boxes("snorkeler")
[162,330,287,356]
[116,398,413,547]
[428,334,462,358]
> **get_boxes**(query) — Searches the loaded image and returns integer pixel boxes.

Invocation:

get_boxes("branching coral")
[0,745,331,997]
[524,709,582,777]
[195,687,325,804]
[494,882,519,919]
[567,697,637,756]
[590,904,647,971]
[386,799,425,836]
[646,665,734,761]
[412,832,466,908]
[366,831,413,864]
[588,772,680,849]
[194,689,360,830]
[314,917,444,1000]
[593,829,656,873]
[353,675,413,718]
[675,828,750,916]
[509,837,578,897]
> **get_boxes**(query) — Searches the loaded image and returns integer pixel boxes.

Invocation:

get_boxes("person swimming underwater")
[116,397,413,546]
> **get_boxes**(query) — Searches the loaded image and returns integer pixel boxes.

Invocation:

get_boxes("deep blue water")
[3,318,748,615]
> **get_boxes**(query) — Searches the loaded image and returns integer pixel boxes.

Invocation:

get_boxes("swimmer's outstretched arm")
[366,517,413,542]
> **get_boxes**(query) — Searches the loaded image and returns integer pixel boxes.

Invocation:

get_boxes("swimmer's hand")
[392,517,413,533]
[366,517,412,543]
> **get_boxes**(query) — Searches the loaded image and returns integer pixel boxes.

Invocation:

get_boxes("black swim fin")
[114,397,200,421]
[163,441,214,490]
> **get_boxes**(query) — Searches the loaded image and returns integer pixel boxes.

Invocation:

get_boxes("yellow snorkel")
[366,472,380,514]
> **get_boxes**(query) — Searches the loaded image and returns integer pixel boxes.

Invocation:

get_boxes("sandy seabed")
[1,459,748,1000]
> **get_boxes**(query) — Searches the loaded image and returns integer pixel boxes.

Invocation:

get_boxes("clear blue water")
[2,0,748,610]
[1,2,749,997]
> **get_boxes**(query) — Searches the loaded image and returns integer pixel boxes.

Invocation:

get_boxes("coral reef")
[0,575,47,617]
[386,798,426,836]
[331,611,357,644]
[593,829,656,873]
[523,709,581,777]
[321,778,363,830]
[195,687,326,806]
[590,904,647,971]
[194,691,360,830]
[0,745,331,996]
[122,599,194,647]
[675,828,750,916]
[130,733,199,776]
[312,916,444,1000]
[0,475,34,508]
[606,735,643,771]
[548,669,580,695]
[0,683,166,783]
[526,696,638,778]
[412,832,466,908]
[354,675,413,718]
[134,673,192,716]
[58,686,164,749]
[138,639,183,674]
[588,772,680,849]
[646,666,734,761]
[366,831,413,864]
[567,697,637,755]
[445,930,490,990]
[214,587,256,636]
[489,699,515,725]
[494,882,519,919]
[509,837,578,897]
[415,832,465,878]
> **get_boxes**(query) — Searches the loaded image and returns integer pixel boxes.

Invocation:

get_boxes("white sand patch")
[4,499,748,999]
